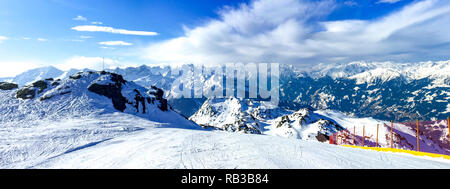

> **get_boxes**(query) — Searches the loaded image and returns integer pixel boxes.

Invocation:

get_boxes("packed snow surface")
[0,112,448,169]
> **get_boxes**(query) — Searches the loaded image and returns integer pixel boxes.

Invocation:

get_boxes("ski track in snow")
[0,113,444,169]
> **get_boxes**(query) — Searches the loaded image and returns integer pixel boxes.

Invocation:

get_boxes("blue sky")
[0,0,449,77]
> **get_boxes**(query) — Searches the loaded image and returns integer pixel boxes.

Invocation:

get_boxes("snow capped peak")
[189,97,262,134]
[309,61,381,78]
[268,108,344,140]
[349,67,402,84]
[13,66,64,86]
[2,60,449,122]
[309,60,450,85]
[190,96,347,142]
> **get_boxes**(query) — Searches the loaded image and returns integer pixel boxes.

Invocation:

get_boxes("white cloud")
[73,15,87,21]
[55,56,122,71]
[141,0,450,65]
[100,46,115,50]
[0,36,7,43]
[344,1,357,6]
[37,38,47,42]
[91,21,103,25]
[0,61,43,77]
[23,37,31,40]
[71,25,158,36]
[377,0,402,4]
[99,41,133,46]
[80,35,92,39]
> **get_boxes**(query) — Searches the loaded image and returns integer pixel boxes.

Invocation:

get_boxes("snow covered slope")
[190,98,449,155]
[190,97,345,141]
[0,71,449,168]
[0,71,197,168]
[315,110,450,155]
[2,106,448,168]
[0,71,190,122]
[31,125,450,169]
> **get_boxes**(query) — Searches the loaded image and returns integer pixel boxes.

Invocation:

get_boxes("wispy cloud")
[141,0,450,65]
[37,38,47,42]
[0,61,43,77]
[55,56,121,71]
[80,35,92,39]
[344,1,357,6]
[91,21,103,25]
[22,37,31,40]
[99,41,133,46]
[73,15,87,21]
[71,25,158,36]
[377,0,402,4]
[100,46,116,50]
[0,36,7,43]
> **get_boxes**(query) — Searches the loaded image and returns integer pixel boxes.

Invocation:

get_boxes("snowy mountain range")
[1,68,449,168]
[189,97,345,140]
[4,60,447,121]
[189,96,449,154]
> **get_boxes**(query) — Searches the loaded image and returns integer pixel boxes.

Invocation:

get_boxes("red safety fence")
[330,117,450,155]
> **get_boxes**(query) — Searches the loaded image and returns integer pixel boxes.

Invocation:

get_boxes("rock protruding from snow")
[149,86,168,111]
[87,72,128,112]
[0,82,18,90]
[13,71,173,113]
[64,71,170,113]
[189,97,262,134]
[189,97,345,142]
[16,79,54,99]
[1,70,196,128]
[269,108,345,140]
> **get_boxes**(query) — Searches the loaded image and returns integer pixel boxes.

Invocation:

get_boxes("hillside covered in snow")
[4,60,447,122]
[0,71,197,168]
[189,97,450,155]
[1,66,449,169]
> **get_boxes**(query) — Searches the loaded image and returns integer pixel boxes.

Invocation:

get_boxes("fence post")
[363,125,365,146]
[390,120,393,149]
[376,124,379,147]
[353,126,356,145]
[329,133,334,144]
[417,119,420,152]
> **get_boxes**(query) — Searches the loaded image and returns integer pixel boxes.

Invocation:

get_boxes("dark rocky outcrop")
[16,87,36,99]
[158,99,168,111]
[32,80,48,93]
[316,119,345,138]
[276,115,291,128]
[86,72,132,112]
[88,83,127,112]
[0,82,18,90]
[315,132,329,142]
[149,86,168,111]
[109,72,126,84]
[133,89,146,113]
[15,80,49,99]
[51,81,60,86]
